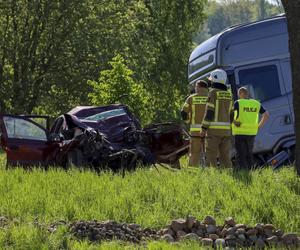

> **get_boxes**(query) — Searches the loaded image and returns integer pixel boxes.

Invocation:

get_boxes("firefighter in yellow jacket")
[201,69,233,167]
[181,80,208,166]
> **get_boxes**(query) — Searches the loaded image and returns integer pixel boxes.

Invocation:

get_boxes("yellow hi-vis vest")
[232,99,261,136]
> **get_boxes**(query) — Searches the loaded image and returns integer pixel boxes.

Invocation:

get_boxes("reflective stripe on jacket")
[182,89,208,135]
[232,99,261,135]
[202,86,233,137]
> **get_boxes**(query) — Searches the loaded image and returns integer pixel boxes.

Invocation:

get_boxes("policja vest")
[232,99,261,136]
[183,89,208,136]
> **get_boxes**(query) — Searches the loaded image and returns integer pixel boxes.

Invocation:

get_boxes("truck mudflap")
[261,150,291,170]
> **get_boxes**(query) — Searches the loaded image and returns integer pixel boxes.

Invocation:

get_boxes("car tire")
[66,149,83,168]
[169,159,181,169]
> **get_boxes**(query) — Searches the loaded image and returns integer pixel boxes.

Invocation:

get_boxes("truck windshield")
[188,51,216,76]
[238,65,281,102]
[83,108,127,121]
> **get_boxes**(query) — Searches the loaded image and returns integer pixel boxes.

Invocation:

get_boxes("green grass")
[0,153,299,249]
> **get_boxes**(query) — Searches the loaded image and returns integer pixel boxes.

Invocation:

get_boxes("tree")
[257,0,266,19]
[281,1,300,176]
[0,0,208,123]
[140,0,207,122]
[195,0,284,41]
[88,55,152,124]
[0,0,95,115]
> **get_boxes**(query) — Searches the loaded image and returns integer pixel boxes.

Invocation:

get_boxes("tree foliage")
[0,0,207,123]
[88,55,152,124]
[194,0,284,44]
[0,0,284,124]
[0,0,95,115]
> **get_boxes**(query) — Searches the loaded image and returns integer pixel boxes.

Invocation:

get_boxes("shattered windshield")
[83,108,127,121]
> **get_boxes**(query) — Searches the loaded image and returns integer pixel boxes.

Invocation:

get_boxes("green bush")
[88,55,153,124]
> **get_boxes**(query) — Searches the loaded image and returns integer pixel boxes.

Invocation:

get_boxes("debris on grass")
[1,214,299,248]
[0,216,8,227]
[69,220,158,243]
[159,215,300,248]
[68,215,300,248]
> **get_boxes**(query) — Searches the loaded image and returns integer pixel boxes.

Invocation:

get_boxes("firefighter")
[232,87,269,170]
[200,69,233,168]
[181,80,208,166]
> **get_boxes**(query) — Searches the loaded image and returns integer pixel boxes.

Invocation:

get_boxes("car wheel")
[66,149,83,168]
[169,159,181,169]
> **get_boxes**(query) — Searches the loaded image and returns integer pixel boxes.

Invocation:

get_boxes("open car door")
[21,115,51,130]
[0,115,60,167]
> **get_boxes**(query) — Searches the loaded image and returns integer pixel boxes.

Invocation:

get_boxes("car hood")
[65,105,140,142]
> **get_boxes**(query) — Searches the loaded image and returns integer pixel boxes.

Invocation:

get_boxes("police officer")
[232,87,269,170]
[201,69,233,168]
[181,80,208,166]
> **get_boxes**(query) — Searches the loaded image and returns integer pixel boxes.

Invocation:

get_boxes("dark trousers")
[234,135,255,170]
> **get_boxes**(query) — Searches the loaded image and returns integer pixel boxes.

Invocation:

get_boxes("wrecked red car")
[0,104,189,171]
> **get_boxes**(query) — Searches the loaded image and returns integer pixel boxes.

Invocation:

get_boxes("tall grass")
[0,153,299,249]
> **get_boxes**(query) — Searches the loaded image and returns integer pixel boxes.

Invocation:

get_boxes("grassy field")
[0,153,299,249]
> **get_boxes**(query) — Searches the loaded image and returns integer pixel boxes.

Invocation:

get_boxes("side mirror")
[49,133,61,142]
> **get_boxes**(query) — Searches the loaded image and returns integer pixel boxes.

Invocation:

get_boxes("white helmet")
[208,69,227,84]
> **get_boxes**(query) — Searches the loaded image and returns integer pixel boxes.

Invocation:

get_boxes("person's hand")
[233,120,241,127]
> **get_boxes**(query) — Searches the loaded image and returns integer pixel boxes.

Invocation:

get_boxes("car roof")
[67,104,126,118]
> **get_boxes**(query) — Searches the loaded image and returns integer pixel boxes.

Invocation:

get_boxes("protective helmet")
[208,69,227,84]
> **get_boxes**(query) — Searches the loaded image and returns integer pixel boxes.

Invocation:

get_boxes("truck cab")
[188,14,295,166]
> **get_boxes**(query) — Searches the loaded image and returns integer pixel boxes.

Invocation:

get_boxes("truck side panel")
[234,60,294,154]
[219,18,289,66]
